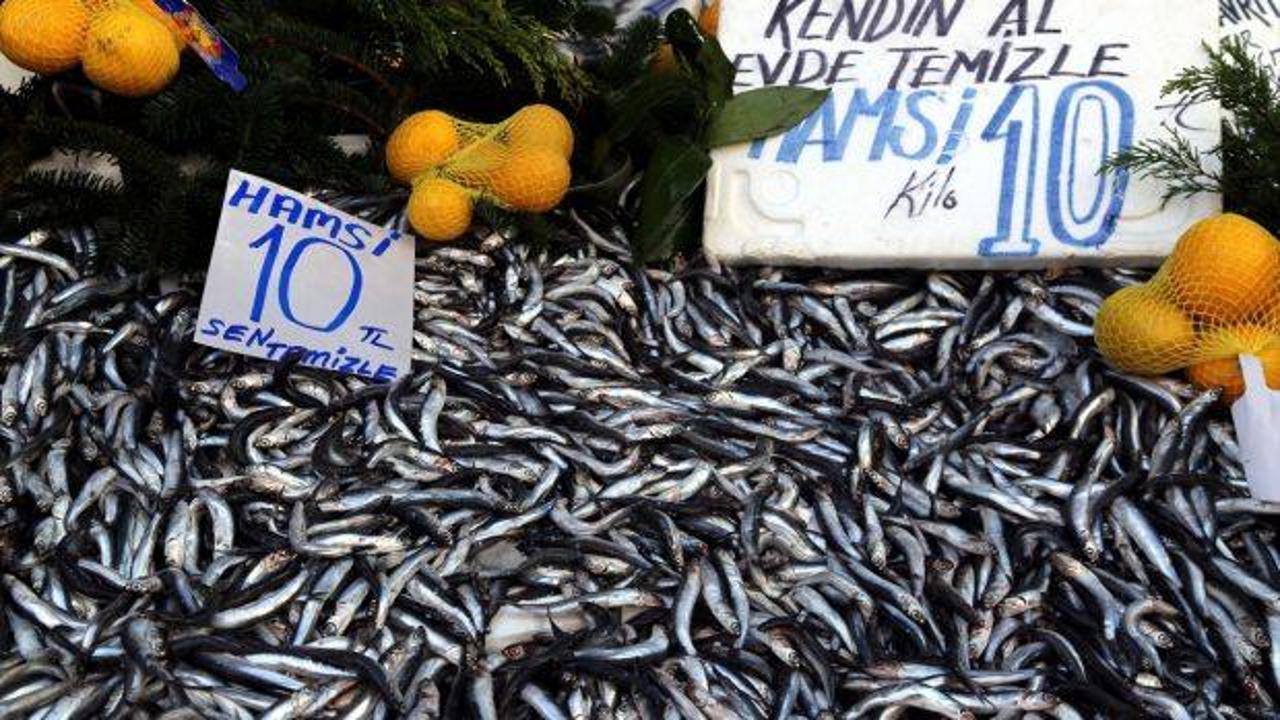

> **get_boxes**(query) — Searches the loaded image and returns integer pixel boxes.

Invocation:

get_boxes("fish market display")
[0,213,1278,720]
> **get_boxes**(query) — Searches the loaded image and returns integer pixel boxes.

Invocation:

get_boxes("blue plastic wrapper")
[150,0,247,91]
[595,0,703,26]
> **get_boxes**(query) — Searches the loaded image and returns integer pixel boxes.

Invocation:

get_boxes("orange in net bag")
[0,0,181,96]
[0,0,90,74]
[1094,213,1280,402]
[386,104,574,242]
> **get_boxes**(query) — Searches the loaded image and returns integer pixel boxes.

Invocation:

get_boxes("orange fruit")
[1187,358,1248,402]
[408,178,473,242]
[488,147,571,213]
[1187,325,1280,402]
[505,104,574,158]
[652,43,678,75]
[1167,214,1280,322]
[1094,286,1196,374]
[386,111,460,184]
[699,1,721,36]
[1187,353,1280,402]
[82,8,180,97]
[131,0,186,51]
[0,0,88,74]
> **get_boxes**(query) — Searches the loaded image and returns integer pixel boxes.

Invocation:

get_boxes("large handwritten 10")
[248,224,365,332]
[979,80,1134,257]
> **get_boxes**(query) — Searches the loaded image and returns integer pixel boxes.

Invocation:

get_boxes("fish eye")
[503,645,526,660]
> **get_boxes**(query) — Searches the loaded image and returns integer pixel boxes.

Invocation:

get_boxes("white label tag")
[195,171,413,382]
[704,0,1223,269]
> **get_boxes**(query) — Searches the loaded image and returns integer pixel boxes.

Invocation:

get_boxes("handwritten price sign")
[704,0,1225,269]
[195,171,413,381]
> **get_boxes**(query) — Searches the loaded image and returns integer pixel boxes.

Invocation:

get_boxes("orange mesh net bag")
[0,0,181,96]
[385,105,574,242]
[1094,213,1280,402]
[0,0,90,74]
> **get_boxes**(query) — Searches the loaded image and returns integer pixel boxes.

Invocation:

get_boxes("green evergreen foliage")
[1109,36,1280,230]
[0,0,600,270]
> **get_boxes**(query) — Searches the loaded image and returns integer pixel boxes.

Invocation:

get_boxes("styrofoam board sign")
[704,0,1232,269]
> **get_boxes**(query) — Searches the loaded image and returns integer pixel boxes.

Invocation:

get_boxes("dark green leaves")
[664,12,733,111]
[633,138,712,264]
[607,72,700,144]
[663,10,705,61]
[593,8,828,264]
[706,86,830,148]
[695,38,736,110]
[1108,36,1280,229]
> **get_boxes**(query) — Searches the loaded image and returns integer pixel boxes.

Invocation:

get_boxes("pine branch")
[593,16,662,88]
[1106,131,1222,200]
[359,0,592,105]
[3,169,123,232]
[1108,35,1280,229]
[0,0,593,271]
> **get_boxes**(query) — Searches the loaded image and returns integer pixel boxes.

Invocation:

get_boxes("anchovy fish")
[0,224,1271,719]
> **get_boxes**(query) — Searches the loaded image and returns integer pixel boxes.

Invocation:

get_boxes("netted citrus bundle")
[385,105,574,242]
[0,0,183,97]
[1095,214,1280,401]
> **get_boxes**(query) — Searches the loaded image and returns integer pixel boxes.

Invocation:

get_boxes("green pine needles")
[1109,36,1280,230]
[0,0,602,271]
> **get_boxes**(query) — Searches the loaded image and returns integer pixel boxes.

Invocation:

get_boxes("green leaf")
[664,10,704,61]
[607,73,700,144]
[696,37,736,109]
[664,9,733,110]
[633,137,712,263]
[706,86,831,148]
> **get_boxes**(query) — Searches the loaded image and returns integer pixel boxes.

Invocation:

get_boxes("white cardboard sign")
[196,171,413,381]
[1222,2,1280,85]
[705,0,1224,269]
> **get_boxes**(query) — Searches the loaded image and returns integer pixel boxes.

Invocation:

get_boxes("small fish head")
[1019,692,1060,711]
[255,433,284,450]
[33,493,55,513]
[502,642,531,662]
[934,499,962,519]
[1249,628,1270,648]
[262,549,296,573]
[126,577,163,595]
[999,596,1028,617]
[1245,675,1265,699]
[903,598,927,624]
[866,660,904,679]
[1082,543,1101,563]
[1050,553,1084,577]
[1241,644,1263,666]
[929,558,956,574]
[869,546,887,569]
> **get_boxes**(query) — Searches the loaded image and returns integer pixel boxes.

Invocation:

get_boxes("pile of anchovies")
[0,207,1279,720]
